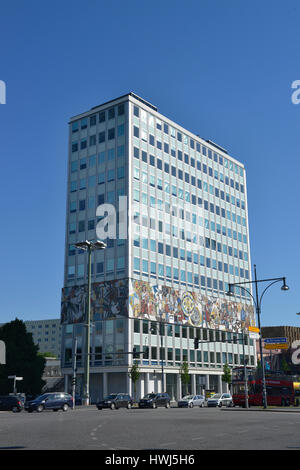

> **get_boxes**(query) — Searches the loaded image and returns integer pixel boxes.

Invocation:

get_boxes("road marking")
[192,437,205,441]
[159,442,176,447]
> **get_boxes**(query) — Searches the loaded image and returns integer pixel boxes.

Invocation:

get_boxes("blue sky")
[0,0,299,326]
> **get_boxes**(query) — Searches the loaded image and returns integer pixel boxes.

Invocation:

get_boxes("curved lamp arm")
[230,284,257,308]
[258,279,284,309]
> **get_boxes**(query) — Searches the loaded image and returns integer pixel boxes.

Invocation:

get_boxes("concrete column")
[218,375,222,393]
[144,372,149,396]
[127,372,132,396]
[161,373,166,393]
[205,374,210,392]
[177,374,182,401]
[192,374,196,395]
[103,372,108,398]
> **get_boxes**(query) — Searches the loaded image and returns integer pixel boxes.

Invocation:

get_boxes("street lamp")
[226,264,289,409]
[74,240,106,406]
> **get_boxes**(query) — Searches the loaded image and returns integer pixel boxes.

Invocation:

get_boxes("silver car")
[178,394,205,408]
[207,393,233,408]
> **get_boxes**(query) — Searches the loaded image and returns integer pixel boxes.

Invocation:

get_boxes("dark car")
[97,393,133,410]
[25,392,73,412]
[139,393,171,409]
[0,395,23,412]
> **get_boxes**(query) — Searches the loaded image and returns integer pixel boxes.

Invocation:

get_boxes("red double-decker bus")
[232,377,294,407]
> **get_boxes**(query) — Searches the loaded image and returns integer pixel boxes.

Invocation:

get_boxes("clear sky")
[0,0,299,326]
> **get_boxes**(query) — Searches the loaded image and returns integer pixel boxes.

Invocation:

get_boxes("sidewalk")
[221,406,300,412]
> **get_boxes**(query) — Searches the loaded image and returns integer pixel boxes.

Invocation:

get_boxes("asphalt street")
[0,406,300,451]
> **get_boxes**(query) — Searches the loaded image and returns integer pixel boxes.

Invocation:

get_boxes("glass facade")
[62,93,255,401]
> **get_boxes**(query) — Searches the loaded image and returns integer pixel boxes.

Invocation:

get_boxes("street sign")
[263,337,288,350]
[249,326,260,333]
[249,332,260,340]
[264,343,289,350]
[264,337,287,344]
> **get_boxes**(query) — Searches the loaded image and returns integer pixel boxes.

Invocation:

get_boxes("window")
[89,135,96,146]
[117,166,125,179]
[108,107,115,119]
[81,118,87,130]
[118,103,125,115]
[118,124,125,137]
[99,131,105,143]
[78,220,85,232]
[108,128,115,140]
[99,111,105,122]
[142,260,148,273]
[108,148,115,160]
[80,139,87,149]
[107,169,115,181]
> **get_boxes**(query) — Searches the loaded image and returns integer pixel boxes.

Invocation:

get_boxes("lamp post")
[158,294,165,393]
[75,240,106,406]
[241,329,249,408]
[226,264,289,409]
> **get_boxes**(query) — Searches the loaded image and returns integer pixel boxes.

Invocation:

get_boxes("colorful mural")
[129,280,255,331]
[61,279,128,324]
[61,278,255,331]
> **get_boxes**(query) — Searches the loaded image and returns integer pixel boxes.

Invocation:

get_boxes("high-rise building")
[60,92,256,402]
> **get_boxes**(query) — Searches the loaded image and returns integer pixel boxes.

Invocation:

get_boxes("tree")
[281,356,291,374]
[180,361,190,396]
[0,319,46,395]
[128,363,140,402]
[222,363,232,391]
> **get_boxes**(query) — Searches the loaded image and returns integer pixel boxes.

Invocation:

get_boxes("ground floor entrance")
[63,368,229,404]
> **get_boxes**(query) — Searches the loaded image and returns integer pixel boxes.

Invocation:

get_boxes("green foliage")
[0,318,46,395]
[281,356,291,374]
[38,352,56,359]
[180,361,190,395]
[128,363,141,401]
[222,363,232,385]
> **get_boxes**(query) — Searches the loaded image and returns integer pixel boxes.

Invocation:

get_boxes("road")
[0,406,300,450]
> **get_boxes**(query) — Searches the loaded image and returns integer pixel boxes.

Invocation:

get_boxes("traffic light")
[71,376,76,386]
[194,338,199,349]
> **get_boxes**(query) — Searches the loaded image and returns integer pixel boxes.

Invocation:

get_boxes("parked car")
[139,393,171,409]
[0,395,23,412]
[207,393,233,408]
[178,394,205,408]
[97,393,133,410]
[25,392,73,412]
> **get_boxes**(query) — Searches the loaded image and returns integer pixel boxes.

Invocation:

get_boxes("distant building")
[260,326,300,374]
[261,326,300,347]
[24,319,62,359]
